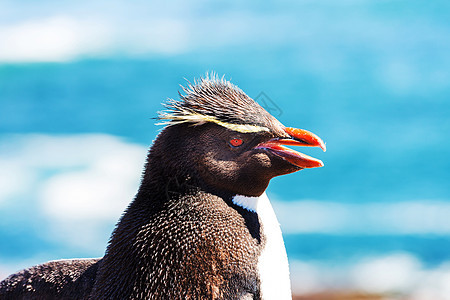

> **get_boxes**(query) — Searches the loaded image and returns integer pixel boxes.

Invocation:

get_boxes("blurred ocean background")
[1,0,449,298]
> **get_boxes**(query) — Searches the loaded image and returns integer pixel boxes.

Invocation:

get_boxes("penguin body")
[0,259,100,299]
[0,76,325,299]
[91,181,263,299]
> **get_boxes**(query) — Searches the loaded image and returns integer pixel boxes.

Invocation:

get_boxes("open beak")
[256,127,326,169]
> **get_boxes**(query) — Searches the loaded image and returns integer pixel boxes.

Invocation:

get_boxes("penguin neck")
[139,163,267,214]
[138,143,261,205]
[137,148,197,199]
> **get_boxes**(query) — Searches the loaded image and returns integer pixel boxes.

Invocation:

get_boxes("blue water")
[1,56,449,267]
[285,234,450,268]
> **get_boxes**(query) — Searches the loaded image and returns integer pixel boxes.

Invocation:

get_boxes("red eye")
[229,138,243,147]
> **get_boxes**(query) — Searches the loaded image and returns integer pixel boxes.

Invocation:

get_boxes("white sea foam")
[272,199,450,235]
[0,16,113,62]
[290,254,450,300]
[0,134,146,252]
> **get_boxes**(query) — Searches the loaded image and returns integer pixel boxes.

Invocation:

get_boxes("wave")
[273,199,450,235]
[290,253,450,299]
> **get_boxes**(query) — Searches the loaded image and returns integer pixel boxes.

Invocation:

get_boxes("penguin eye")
[229,138,244,147]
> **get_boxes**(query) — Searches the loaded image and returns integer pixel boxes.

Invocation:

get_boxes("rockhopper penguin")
[0,75,326,299]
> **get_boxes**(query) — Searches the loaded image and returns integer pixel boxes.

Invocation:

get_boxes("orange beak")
[256,127,326,169]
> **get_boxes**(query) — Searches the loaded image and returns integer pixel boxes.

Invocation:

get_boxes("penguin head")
[156,75,326,197]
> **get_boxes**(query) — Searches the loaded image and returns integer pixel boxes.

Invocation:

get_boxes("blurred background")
[1,0,449,299]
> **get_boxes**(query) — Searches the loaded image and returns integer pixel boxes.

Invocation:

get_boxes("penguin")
[0,75,325,299]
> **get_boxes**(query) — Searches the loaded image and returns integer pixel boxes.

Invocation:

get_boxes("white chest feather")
[232,193,292,299]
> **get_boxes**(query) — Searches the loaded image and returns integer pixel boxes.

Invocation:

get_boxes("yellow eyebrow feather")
[157,110,270,134]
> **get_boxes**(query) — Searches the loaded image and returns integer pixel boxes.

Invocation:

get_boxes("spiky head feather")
[158,74,284,134]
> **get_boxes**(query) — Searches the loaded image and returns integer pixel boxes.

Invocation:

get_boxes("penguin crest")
[158,74,284,135]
